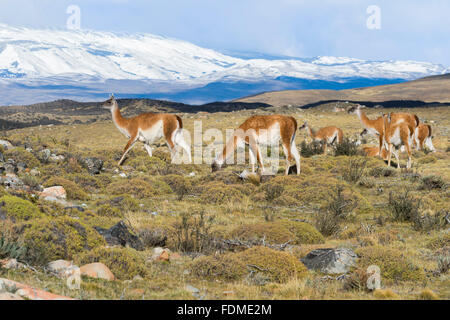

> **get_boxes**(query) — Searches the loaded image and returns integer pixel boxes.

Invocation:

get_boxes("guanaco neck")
[356,109,381,132]
[111,101,130,132]
[306,125,316,139]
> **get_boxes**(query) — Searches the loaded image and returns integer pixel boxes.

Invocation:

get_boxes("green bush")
[75,246,147,280]
[200,182,245,204]
[356,246,426,282]
[190,246,308,283]
[300,140,324,158]
[18,216,105,265]
[369,166,397,177]
[276,221,325,244]
[108,179,158,199]
[163,174,192,200]
[0,195,43,221]
[419,175,446,190]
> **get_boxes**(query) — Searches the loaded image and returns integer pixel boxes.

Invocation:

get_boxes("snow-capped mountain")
[0,23,448,105]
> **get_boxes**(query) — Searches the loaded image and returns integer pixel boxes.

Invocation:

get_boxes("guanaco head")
[102,94,117,110]
[360,128,368,138]
[347,104,362,114]
[299,121,308,130]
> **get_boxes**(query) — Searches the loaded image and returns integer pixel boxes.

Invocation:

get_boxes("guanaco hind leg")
[119,134,138,166]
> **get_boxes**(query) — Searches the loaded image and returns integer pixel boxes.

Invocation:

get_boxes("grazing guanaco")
[211,115,301,175]
[348,105,419,152]
[359,129,389,159]
[299,121,344,154]
[414,123,436,152]
[102,95,191,165]
[382,113,414,169]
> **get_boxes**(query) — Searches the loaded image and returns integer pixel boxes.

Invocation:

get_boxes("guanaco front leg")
[119,134,138,166]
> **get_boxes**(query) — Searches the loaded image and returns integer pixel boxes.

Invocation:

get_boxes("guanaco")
[299,121,344,154]
[211,115,301,175]
[348,105,419,152]
[102,95,191,165]
[414,123,436,152]
[382,113,414,169]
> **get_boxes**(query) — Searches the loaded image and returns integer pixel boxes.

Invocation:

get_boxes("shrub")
[4,147,40,168]
[260,180,285,202]
[276,221,325,244]
[412,210,448,232]
[96,204,123,218]
[341,157,368,183]
[108,179,157,199]
[103,194,140,212]
[333,138,363,157]
[0,234,27,261]
[230,223,295,244]
[235,246,308,283]
[417,155,437,164]
[356,246,426,281]
[190,253,247,281]
[44,177,89,200]
[300,140,323,158]
[369,166,397,177]
[388,191,421,222]
[343,268,371,292]
[18,216,105,265]
[75,246,146,280]
[427,233,450,250]
[437,255,450,274]
[163,174,192,200]
[200,182,244,204]
[0,195,43,221]
[419,175,446,190]
[418,289,439,300]
[170,211,216,253]
[19,174,41,191]
[373,289,400,300]
[315,186,357,236]
[358,176,376,189]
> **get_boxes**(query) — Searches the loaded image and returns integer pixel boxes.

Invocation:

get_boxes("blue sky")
[0,0,449,66]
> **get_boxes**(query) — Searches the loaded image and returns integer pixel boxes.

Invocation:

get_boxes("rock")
[94,221,144,251]
[0,278,75,300]
[0,174,23,188]
[40,186,67,200]
[0,292,23,300]
[3,163,17,175]
[301,248,358,274]
[0,258,20,269]
[16,162,27,173]
[64,205,85,212]
[157,250,170,262]
[79,157,103,175]
[169,252,182,262]
[30,169,41,176]
[80,263,115,281]
[47,260,73,274]
[38,149,51,163]
[0,140,14,150]
[189,172,196,177]
[49,154,65,162]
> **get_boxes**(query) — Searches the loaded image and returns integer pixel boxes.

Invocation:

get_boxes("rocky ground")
[0,102,448,300]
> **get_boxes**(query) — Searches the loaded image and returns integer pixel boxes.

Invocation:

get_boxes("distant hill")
[235,73,450,107]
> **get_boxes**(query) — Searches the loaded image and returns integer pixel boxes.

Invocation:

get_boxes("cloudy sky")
[0,0,448,66]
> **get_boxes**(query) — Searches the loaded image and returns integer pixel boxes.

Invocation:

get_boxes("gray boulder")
[301,248,358,274]
[94,221,143,251]
[80,157,103,175]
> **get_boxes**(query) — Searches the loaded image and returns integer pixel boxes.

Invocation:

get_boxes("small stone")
[47,260,73,274]
[30,169,41,176]
[157,250,170,262]
[80,263,115,281]
[119,173,127,178]
[223,291,234,296]
[301,248,358,274]
[79,157,103,175]
[186,285,199,294]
